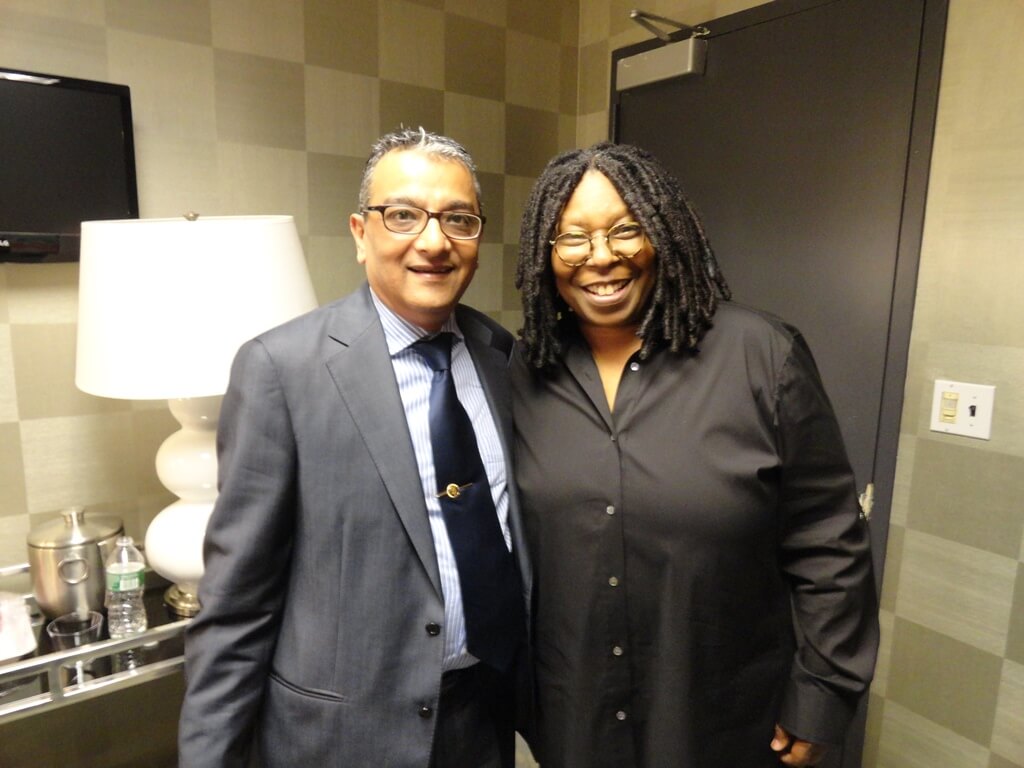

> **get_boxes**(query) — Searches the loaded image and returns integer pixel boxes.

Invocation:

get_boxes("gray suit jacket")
[178,284,532,767]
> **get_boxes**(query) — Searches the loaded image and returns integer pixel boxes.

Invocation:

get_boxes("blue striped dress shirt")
[370,291,511,671]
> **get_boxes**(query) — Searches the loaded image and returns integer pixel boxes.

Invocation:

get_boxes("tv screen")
[0,67,139,263]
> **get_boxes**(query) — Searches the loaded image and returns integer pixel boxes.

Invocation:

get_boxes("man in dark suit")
[178,128,530,767]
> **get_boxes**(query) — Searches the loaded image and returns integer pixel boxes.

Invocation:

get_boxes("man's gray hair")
[357,127,483,212]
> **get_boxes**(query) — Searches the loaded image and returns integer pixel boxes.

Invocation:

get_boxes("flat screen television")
[0,67,139,263]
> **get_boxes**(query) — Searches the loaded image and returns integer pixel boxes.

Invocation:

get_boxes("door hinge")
[858,482,875,521]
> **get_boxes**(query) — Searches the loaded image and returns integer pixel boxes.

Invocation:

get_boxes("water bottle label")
[106,567,145,592]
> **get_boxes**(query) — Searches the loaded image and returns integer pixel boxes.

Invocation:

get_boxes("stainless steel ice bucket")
[27,507,124,619]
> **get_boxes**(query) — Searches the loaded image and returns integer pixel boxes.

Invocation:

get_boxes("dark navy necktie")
[413,332,523,672]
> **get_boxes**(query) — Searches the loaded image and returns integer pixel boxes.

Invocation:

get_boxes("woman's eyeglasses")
[550,222,646,267]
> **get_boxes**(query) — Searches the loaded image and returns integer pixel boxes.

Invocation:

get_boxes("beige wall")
[2,1,1023,766]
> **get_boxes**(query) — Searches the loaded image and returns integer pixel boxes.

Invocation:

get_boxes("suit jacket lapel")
[324,286,443,598]
[459,309,533,604]
[459,312,513,446]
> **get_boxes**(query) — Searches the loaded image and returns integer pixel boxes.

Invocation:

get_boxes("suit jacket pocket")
[268,669,349,703]
[259,671,361,766]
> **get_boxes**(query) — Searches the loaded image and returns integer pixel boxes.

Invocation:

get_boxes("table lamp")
[75,214,318,616]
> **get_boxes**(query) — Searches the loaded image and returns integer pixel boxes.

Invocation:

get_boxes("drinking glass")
[46,611,103,685]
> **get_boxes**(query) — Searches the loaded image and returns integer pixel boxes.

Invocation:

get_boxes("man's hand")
[770,724,828,766]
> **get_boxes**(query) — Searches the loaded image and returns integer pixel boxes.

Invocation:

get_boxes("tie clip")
[437,482,472,499]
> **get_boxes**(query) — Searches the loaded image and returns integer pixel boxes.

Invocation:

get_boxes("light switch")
[939,391,958,423]
[929,379,995,440]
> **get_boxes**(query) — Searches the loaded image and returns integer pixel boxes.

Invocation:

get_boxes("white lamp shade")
[75,215,318,399]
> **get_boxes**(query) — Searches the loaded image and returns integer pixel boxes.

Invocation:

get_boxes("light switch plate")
[929,379,995,440]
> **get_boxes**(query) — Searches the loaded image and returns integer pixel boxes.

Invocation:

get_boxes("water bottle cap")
[117,535,134,546]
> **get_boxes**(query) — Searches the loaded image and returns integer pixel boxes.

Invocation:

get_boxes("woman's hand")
[770,724,828,766]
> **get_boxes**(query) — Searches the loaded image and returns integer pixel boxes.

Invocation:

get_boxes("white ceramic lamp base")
[145,396,221,617]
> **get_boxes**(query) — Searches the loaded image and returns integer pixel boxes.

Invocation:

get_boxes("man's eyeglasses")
[550,222,646,267]
[363,205,485,240]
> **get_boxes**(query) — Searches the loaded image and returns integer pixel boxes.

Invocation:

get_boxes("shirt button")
[629,361,640,372]
[418,706,433,719]
[425,622,441,636]
[608,576,619,587]
[616,710,628,721]
[606,505,615,516]
[612,645,624,656]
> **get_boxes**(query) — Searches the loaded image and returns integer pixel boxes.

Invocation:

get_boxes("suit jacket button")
[425,622,441,636]
[418,706,433,719]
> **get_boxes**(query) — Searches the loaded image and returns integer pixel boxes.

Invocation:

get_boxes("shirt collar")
[369,288,462,357]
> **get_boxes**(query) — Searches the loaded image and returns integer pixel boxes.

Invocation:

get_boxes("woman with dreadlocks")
[512,143,878,768]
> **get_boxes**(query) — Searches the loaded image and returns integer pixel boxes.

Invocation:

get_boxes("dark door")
[612,0,947,764]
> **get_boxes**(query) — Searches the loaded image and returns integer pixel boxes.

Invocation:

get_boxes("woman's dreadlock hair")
[515,142,731,370]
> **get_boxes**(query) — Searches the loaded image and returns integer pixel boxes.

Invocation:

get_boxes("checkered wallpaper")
[1,2,1023,767]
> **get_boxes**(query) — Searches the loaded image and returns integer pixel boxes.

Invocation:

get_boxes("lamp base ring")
[164,584,201,617]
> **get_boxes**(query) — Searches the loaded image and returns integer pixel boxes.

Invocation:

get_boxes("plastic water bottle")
[104,536,148,639]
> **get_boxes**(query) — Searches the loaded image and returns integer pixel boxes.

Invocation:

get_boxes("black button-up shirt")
[512,302,878,767]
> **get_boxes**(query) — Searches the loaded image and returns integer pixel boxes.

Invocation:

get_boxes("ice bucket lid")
[26,506,124,549]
